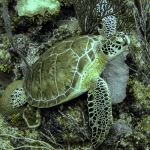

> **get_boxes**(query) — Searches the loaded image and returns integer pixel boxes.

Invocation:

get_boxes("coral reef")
[0,48,11,64]
[0,0,149,149]
[10,113,25,127]
[128,79,150,111]
[100,119,132,149]
[0,114,56,149]
[0,70,14,95]
[0,39,13,72]
[40,96,91,148]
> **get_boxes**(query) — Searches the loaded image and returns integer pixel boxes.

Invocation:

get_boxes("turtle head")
[101,32,130,59]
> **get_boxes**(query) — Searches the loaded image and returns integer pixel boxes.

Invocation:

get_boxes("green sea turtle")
[8,32,130,148]
[0,32,130,148]
[3,2,129,147]
[1,5,130,147]
[0,0,131,149]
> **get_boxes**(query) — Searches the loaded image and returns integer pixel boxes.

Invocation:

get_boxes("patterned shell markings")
[24,36,98,108]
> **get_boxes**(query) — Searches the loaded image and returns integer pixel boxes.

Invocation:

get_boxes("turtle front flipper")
[87,77,113,149]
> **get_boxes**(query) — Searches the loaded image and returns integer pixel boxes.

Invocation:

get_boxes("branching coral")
[72,0,129,34]
[0,132,59,149]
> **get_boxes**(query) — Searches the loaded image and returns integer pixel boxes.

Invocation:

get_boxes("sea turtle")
[0,0,130,149]
[9,32,129,148]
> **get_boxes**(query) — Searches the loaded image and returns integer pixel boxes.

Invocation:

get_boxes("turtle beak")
[125,35,130,45]
[122,35,130,49]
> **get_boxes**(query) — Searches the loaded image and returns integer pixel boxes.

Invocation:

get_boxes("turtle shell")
[24,35,99,108]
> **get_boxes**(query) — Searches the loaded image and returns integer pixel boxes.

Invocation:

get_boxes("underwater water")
[0,0,149,149]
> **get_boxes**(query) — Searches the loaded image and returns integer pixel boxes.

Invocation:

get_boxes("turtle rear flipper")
[87,77,113,148]
[23,104,41,128]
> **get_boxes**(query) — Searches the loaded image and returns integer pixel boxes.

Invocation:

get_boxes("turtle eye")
[115,37,124,45]
[116,41,121,44]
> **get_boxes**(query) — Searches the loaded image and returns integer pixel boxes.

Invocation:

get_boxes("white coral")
[102,52,129,104]
[16,0,60,17]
